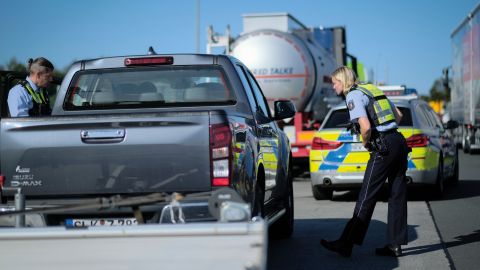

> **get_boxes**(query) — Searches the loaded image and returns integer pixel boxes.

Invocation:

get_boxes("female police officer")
[320,66,410,257]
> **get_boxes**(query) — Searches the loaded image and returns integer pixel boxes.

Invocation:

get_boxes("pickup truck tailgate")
[1,112,212,196]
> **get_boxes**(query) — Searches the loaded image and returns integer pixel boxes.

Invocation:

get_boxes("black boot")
[375,244,402,257]
[320,239,353,257]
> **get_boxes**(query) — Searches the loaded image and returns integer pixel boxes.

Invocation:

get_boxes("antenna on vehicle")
[148,46,157,55]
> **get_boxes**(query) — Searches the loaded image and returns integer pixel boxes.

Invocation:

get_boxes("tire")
[450,148,459,185]
[270,170,294,239]
[252,173,265,219]
[312,185,333,200]
[434,158,444,199]
[463,136,471,154]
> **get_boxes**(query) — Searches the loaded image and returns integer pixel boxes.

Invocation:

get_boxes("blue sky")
[1,0,479,95]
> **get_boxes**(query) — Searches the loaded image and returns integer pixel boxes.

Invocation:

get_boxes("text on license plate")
[65,218,138,227]
[350,143,366,152]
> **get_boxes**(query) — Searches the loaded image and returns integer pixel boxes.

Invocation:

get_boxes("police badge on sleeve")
[347,100,355,110]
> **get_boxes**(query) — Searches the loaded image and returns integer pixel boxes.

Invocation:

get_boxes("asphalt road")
[268,151,480,270]
[429,151,480,270]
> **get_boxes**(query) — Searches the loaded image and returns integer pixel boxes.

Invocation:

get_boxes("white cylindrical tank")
[230,28,338,117]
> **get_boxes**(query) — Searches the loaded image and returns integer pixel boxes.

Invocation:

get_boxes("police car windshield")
[323,106,413,129]
[323,108,349,128]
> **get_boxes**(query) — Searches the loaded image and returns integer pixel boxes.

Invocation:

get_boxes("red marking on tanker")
[255,74,308,79]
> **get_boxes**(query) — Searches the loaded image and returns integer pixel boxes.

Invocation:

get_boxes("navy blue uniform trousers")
[340,130,409,246]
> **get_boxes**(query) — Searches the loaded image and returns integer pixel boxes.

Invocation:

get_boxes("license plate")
[350,143,366,152]
[65,218,138,228]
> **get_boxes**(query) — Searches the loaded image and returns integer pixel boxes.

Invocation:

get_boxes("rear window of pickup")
[64,66,235,110]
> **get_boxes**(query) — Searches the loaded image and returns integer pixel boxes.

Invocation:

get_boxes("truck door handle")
[80,129,126,144]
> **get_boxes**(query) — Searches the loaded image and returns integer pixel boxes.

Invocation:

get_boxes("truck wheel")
[252,175,265,219]
[312,185,333,200]
[434,158,444,199]
[270,170,294,239]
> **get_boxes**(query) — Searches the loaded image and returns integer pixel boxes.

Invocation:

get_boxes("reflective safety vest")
[353,83,395,127]
[18,80,52,116]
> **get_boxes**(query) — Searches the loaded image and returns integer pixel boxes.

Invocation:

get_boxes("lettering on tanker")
[252,67,294,76]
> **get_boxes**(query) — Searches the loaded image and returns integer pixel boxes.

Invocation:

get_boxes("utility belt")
[367,131,389,154]
[347,122,394,154]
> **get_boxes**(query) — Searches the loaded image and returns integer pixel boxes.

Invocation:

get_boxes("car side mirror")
[444,120,459,130]
[273,100,296,120]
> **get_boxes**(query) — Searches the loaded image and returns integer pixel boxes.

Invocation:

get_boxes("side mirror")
[273,100,296,120]
[444,120,459,130]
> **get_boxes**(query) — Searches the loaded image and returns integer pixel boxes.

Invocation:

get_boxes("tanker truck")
[448,3,480,153]
[208,13,355,171]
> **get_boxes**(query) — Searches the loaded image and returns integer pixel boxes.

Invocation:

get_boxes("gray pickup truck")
[0,54,296,237]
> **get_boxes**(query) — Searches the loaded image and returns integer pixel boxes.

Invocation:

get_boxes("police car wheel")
[463,136,470,153]
[312,185,333,200]
[434,158,444,199]
[450,148,459,185]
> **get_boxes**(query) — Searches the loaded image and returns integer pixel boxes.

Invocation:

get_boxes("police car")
[309,92,459,200]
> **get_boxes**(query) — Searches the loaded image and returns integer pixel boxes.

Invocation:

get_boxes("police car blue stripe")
[319,143,350,171]
[337,131,354,141]
[408,159,416,169]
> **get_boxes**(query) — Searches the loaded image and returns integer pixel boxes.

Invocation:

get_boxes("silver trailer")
[450,3,480,153]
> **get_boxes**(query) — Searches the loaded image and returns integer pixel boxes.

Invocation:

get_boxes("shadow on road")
[402,229,480,257]
[303,179,480,203]
[268,219,419,270]
[440,180,480,201]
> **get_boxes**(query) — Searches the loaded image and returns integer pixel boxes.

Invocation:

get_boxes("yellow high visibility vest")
[354,83,396,126]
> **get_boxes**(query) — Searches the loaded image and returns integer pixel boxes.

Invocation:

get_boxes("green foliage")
[6,58,27,72]
[429,78,449,102]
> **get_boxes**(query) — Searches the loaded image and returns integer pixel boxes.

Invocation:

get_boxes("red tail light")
[0,175,4,187]
[210,123,232,187]
[406,134,428,148]
[124,56,173,66]
[312,137,343,150]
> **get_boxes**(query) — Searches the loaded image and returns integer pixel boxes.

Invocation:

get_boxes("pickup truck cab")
[0,54,295,237]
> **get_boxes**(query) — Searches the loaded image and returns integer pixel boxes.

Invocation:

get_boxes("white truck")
[450,3,480,153]
[208,13,355,172]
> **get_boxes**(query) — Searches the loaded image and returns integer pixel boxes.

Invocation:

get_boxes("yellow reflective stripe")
[39,90,47,103]
[22,82,47,104]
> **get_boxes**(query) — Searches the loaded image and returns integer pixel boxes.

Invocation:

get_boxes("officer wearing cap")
[321,66,410,257]
[8,57,54,117]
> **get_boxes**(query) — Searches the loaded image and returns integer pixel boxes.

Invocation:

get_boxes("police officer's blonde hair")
[331,66,358,95]
[27,57,54,75]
